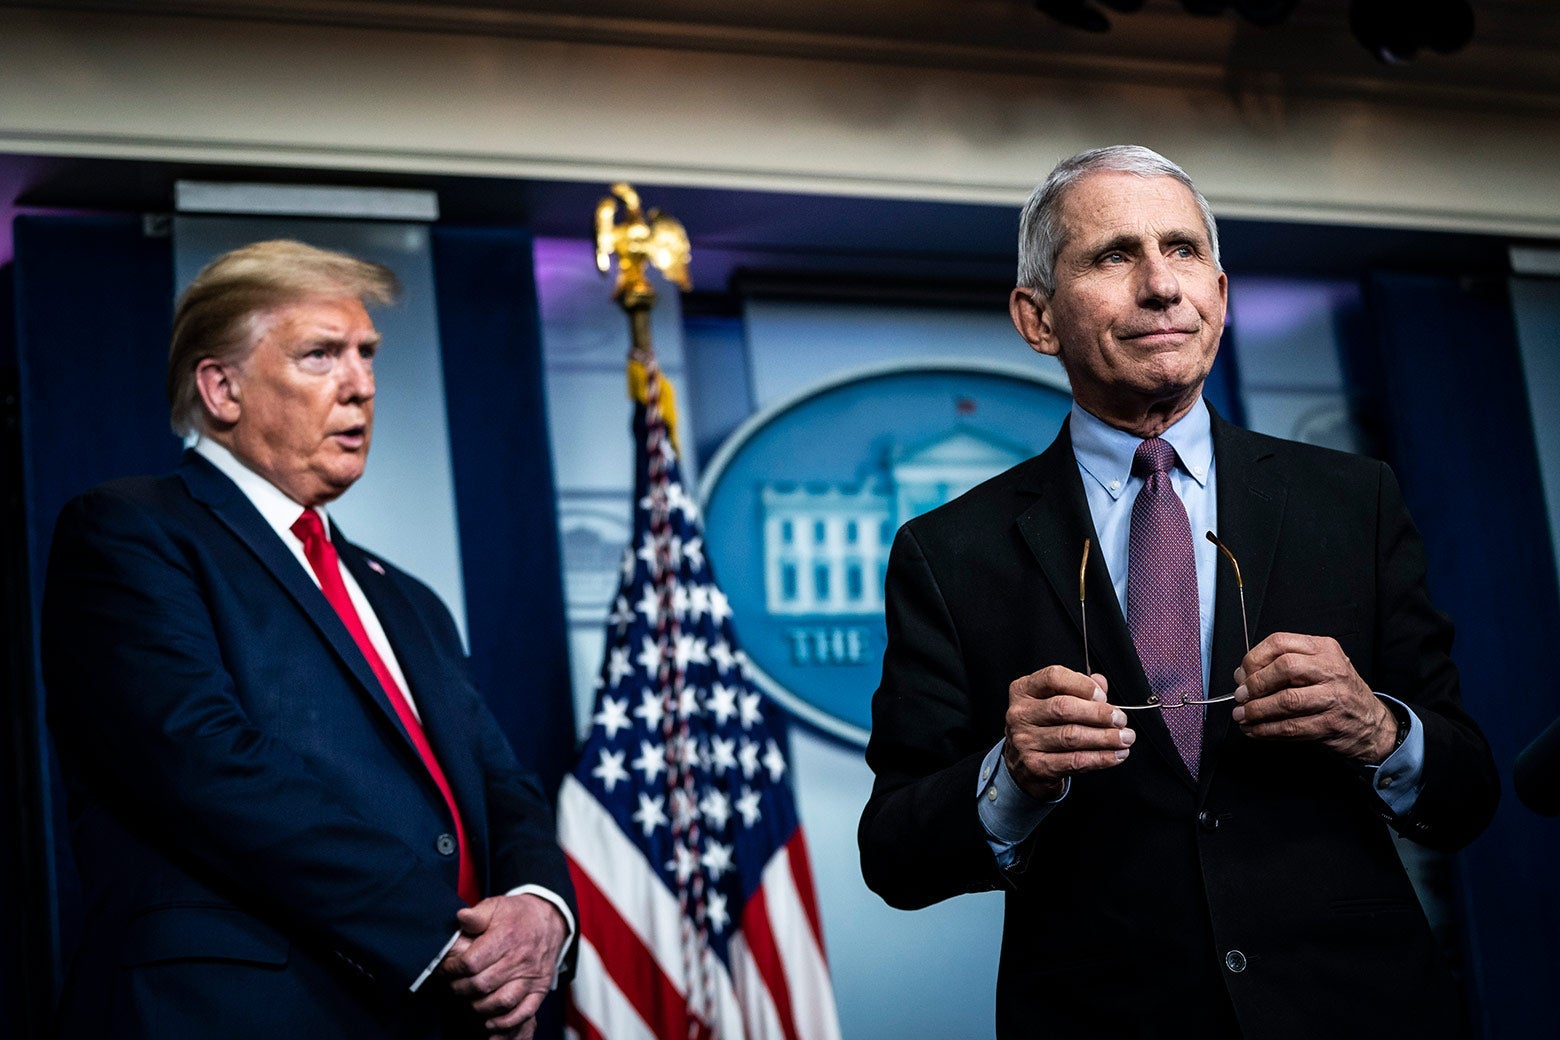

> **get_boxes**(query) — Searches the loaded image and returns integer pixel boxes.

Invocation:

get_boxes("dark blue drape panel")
[430,227,575,798]
[1365,272,1560,1038]
[11,213,179,1012]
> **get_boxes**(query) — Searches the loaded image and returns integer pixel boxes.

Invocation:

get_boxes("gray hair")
[1016,145,1221,295]
[167,239,398,436]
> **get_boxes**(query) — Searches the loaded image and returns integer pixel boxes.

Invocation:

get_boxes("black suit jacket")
[43,450,575,1039]
[859,408,1498,1039]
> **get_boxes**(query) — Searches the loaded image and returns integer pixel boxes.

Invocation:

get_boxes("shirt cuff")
[408,884,578,993]
[977,739,1068,867]
[1364,694,1426,817]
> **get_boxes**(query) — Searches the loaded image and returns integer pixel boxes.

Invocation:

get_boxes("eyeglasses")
[1079,531,1249,711]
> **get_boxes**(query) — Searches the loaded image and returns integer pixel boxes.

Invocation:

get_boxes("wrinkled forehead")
[1055,171,1208,252]
[241,294,380,355]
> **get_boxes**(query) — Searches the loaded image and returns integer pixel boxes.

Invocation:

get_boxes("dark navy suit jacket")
[43,450,574,1038]
[859,409,1499,1039]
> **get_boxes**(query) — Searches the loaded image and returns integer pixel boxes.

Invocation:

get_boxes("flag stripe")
[784,831,827,961]
[728,932,790,1040]
[560,777,691,992]
[564,940,642,1040]
[569,858,697,1040]
[561,776,747,1037]
[735,884,802,1040]
[760,840,843,1040]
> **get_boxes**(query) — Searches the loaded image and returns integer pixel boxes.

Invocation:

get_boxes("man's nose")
[1137,253,1182,308]
[339,348,375,401]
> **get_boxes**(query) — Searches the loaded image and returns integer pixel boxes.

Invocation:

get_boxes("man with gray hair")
[44,240,574,1039]
[859,147,1498,1037]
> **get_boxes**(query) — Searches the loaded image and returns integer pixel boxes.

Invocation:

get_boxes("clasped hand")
[1004,632,1398,799]
[1004,666,1134,802]
[1231,632,1397,765]
[438,892,568,1040]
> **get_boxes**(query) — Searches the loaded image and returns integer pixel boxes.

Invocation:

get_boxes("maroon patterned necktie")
[1126,438,1204,779]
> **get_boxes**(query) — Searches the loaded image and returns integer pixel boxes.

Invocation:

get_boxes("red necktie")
[291,509,480,905]
[1126,439,1204,779]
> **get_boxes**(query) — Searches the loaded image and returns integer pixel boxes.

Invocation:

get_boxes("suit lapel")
[335,534,488,858]
[1202,415,1287,792]
[177,452,423,762]
[1011,423,1192,787]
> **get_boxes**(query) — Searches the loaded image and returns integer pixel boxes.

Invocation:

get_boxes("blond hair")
[166,239,398,436]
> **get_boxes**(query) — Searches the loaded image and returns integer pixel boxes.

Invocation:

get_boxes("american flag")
[558,358,841,1040]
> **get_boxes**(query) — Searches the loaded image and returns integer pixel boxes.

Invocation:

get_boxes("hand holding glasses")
[1080,531,1248,712]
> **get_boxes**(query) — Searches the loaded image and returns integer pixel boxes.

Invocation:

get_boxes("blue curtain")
[1364,271,1560,1038]
[431,225,576,797]
[10,214,178,1009]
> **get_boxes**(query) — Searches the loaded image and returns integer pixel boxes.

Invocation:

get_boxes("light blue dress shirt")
[977,401,1426,862]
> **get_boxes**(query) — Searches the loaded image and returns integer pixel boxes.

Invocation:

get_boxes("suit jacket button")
[1198,810,1219,831]
[1224,949,1248,974]
[436,833,458,857]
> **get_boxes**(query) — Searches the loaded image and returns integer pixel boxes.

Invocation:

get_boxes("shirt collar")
[193,437,332,542]
[1070,398,1213,502]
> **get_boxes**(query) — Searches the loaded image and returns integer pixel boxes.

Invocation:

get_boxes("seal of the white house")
[699,359,1072,745]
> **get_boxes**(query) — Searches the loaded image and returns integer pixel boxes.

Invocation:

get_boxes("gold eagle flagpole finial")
[594,182,691,363]
[595,182,692,448]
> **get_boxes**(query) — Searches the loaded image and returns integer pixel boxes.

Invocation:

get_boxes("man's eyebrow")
[1076,233,1142,257]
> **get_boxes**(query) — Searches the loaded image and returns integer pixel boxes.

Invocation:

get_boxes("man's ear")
[194,358,242,427]
[1010,288,1060,358]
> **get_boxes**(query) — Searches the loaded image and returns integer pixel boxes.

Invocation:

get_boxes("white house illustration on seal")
[760,422,1033,617]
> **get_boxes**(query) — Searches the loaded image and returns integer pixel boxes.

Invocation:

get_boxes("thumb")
[456,901,492,935]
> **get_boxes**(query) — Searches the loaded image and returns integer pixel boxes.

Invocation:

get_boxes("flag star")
[709,588,733,624]
[667,534,684,572]
[675,732,701,769]
[619,547,636,584]
[683,536,705,573]
[688,584,711,621]
[735,785,763,828]
[664,480,691,518]
[635,586,661,625]
[705,890,729,934]
[763,739,787,783]
[593,695,632,740]
[709,640,736,675]
[738,739,760,779]
[701,839,734,881]
[700,787,732,829]
[608,595,635,635]
[592,749,629,792]
[739,691,764,730]
[636,533,660,573]
[707,683,738,726]
[636,634,665,676]
[671,582,691,621]
[633,793,667,836]
[676,682,699,721]
[605,647,634,689]
[632,740,666,783]
[674,633,709,672]
[709,736,738,775]
[634,689,666,731]
[670,787,698,831]
[668,841,698,885]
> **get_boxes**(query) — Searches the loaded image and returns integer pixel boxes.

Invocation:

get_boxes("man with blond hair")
[44,240,573,1039]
